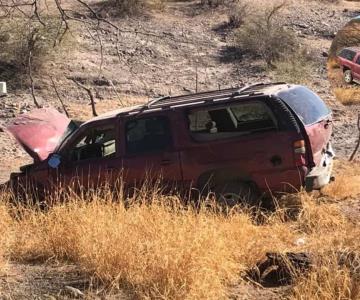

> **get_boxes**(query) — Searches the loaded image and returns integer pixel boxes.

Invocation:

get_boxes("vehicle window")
[339,49,356,61]
[69,126,116,161]
[125,116,172,154]
[357,56,360,65]
[188,101,276,141]
[277,86,331,125]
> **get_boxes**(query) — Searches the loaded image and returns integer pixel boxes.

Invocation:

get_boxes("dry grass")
[8,193,295,299]
[333,87,360,105]
[322,160,360,199]
[0,161,360,298]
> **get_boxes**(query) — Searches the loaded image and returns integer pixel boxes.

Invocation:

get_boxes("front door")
[54,123,121,191]
[121,114,182,192]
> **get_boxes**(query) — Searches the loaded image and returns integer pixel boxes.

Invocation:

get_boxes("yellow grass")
[9,195,295,299]
[333,87,360,105]
[322,160,360,199]
[0,161,360,298]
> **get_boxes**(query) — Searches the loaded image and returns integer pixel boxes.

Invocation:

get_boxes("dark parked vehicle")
[6,83,334,204]
[337,47,360,84]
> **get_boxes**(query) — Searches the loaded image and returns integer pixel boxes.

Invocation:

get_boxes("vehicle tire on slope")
[214,181,260,208]
[344,70,353,84]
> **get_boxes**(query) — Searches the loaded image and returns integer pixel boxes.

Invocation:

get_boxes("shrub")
[235,2,297,66]
[103,0,166,16]
[228,1,251,28]
[271,49,316,85]
[0,17,69,86]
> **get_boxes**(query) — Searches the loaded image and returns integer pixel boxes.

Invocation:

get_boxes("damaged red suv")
[6,83,334,203]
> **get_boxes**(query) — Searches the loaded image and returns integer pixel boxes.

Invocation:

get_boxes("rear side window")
[125,116,172,154]
[188,101,277,141]
[277,86,331,125]
[339,49,356,61]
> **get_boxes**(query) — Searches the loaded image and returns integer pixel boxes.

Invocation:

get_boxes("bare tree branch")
[28,51,41,108]
[350,114,360,161]
[70,78,98,117]
[50,76,70,117]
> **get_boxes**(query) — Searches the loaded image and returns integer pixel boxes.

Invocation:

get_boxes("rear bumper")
[305,145,335,191]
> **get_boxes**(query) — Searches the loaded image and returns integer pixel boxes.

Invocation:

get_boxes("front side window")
[188,101,277,141]
[125,116,172,154]
[68,126,116,161]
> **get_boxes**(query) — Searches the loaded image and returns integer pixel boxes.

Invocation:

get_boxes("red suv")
[6,83,334,203]
[337,47,360,84]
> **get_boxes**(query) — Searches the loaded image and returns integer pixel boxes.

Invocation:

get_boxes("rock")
[64,286,84,298]
[247,252,312,287]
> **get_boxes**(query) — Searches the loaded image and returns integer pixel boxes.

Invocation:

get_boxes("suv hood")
[7,108,71,161]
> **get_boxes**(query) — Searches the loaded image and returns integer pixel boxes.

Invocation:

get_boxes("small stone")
[64,286,84,298]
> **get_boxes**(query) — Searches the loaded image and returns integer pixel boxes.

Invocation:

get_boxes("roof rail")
[135,82,287,113]
[147,95,171,107]
[232,82,287,96]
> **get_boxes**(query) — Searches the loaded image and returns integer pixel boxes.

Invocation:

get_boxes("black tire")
[214,181,259,207]
[344,70,353,84]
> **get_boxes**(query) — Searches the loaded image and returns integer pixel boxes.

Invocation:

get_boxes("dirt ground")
[0,0,359,298]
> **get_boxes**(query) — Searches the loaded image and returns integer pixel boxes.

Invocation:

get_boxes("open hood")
[7,108,71,161]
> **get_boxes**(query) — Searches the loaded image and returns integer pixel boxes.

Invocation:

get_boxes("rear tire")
[344,70,353,84]
[214,181,259,207]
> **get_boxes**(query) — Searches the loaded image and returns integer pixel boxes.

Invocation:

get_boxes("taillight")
[293,139,306,166]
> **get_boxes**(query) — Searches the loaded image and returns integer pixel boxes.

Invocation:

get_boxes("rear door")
[179,99,304,192]
[354,54,360,80]
[120,113,182,190]
[277,86,332,166]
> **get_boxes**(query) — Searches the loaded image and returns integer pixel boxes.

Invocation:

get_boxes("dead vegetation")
[235,2,297,67]
[333,87,360,105]
[0,161,360,298]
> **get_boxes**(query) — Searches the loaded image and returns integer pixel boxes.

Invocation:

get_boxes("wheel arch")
[196,167,258,192]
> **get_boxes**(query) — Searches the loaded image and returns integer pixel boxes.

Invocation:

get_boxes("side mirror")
[48,154,61,169]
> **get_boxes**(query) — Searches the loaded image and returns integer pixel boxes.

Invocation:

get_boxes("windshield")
[55,120,80,152]
[277,86,331,125]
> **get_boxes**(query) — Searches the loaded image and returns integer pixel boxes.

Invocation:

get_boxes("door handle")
[270,155,282,166]
[160,159,172,166]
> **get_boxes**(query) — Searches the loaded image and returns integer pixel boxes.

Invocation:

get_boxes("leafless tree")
[350,114,360,161]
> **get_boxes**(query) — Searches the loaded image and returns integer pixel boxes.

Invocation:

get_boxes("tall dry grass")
[333,87,360,105]
[8,192,295,299]
[0,161,360,298]
[322,160,360,199]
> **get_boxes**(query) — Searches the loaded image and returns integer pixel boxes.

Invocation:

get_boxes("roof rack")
[130,82,288,116]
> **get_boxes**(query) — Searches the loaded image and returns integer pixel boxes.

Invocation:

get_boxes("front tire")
[344,70,353,84]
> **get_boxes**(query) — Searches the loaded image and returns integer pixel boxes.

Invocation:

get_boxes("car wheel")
[344,70,353,84]
[214,181,259,207]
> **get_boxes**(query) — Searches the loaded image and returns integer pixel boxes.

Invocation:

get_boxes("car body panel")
[118,112,183,189]
[6,108,71,162]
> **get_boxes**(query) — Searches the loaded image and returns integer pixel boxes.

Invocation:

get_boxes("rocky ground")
[0,0,359,298]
